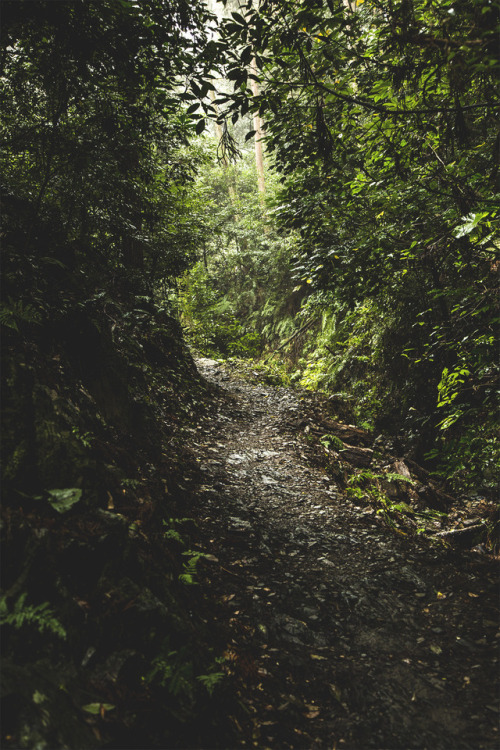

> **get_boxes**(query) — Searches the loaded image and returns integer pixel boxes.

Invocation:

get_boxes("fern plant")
[384,472,416,485]
[179,551,205,585]
[145,649,194,698]
[319,433,344,452]
[196,671,225,696]
[0,299,42,331]
[0,594,66,639]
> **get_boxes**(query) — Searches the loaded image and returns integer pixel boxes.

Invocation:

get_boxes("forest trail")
[191,358,498,750]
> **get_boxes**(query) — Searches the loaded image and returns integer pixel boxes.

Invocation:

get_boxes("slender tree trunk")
[250,61,266,200]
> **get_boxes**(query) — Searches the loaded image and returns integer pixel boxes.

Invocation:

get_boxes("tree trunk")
[250,60,265,200]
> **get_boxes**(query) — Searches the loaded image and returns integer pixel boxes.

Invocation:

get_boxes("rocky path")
[190,359,499,750]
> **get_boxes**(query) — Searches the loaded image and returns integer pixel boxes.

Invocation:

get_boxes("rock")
[229,516,252,530]
[261,475,278,484]
[227,453,247,463]
[382,479,401,500]
[197,358,221,368]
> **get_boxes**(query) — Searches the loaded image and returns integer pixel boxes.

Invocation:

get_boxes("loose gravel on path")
[189,358,499,750]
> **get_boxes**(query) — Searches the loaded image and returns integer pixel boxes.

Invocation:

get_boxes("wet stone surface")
[189,358,499,750]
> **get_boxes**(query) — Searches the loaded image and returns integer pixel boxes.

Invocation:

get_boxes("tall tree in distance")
[250,57,266,199]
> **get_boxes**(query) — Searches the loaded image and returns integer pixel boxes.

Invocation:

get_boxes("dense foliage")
[1,0,214,307]
[0,3,238,748]
[196,0,499,490]
[1,0,498,746]
[179,146,303,358]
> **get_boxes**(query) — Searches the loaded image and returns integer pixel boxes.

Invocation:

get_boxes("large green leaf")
[46,488,83,514]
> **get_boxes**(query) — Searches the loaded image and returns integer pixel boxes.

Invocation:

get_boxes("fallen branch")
[433,523,487,548]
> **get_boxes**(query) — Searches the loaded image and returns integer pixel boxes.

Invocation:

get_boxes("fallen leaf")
[430,645,443,655]
[305,709,320,719]
[310,654,327,660]
[329,684,342,701]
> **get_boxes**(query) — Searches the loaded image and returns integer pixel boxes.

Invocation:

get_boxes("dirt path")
[190,359,499,750]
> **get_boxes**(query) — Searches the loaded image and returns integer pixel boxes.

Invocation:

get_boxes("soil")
[187,358,499,750]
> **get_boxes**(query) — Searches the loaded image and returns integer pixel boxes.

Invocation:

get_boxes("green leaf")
[190,80,202,97]
[454,212,489,238]
[195,119,206,135]
[231,11,246,26]
[241,45,253,65]
[226,67,242,81]
[82,703,115,715]
[46,488,82,513]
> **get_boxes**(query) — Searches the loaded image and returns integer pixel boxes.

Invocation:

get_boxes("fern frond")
[0,594,66,639]
[197,671,225,696]
[320,433,344,451]
[0,300,42,330]
[384,472,415,485]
